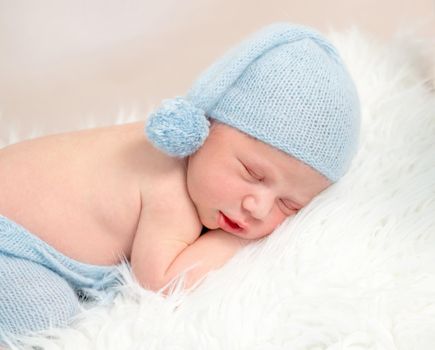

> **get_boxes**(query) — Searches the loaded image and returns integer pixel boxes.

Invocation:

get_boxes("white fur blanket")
[2,28,435,350]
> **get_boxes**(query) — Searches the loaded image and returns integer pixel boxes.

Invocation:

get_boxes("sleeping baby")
[0,23,360,341]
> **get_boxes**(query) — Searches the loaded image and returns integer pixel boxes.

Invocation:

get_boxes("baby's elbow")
[137,270,197,296]
[138,275,179,296]
[135,273,167,293]
[131,262,165,292]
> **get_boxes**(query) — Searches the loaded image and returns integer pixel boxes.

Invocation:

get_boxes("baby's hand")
[153,228,251,292]
[201,228,252,249]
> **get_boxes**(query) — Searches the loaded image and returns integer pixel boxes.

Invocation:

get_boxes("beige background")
[0,0,434,135]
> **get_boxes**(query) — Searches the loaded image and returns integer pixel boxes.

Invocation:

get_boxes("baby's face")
[186,122,331,240]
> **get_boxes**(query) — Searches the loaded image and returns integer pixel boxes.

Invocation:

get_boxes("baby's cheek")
[269,209,288,230]
[210,173,240,195]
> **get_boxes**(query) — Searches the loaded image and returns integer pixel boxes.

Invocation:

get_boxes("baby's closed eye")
[278,199,300,215]
[238,158,301,216]
[241,162,264,182]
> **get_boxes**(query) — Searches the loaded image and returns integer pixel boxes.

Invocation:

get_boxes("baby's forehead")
[211,121,266,145]
[210,121,289,158]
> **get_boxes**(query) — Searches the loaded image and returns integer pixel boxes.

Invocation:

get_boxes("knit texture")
[146,22,360,182]
[146,97,210,157]
[0,215,121,341]
[0,255,80,340]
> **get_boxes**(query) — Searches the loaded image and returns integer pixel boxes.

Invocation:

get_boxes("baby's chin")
[197,210,220,230]
[200,220,219,230]
[202,220,219,230]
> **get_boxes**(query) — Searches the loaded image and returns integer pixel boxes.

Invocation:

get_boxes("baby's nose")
[242,189,275,220]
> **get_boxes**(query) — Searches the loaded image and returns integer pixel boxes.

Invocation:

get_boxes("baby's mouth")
[219,211,245,232]
[223,214,241,229]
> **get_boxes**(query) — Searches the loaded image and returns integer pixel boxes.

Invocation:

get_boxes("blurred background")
[0,0,434,135]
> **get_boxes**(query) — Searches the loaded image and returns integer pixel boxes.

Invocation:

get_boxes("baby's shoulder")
[141,158,190,210]
[140,153,197,211]
[138,159,202,237]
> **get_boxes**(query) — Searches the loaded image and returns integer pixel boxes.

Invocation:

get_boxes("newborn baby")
[0,23,360,341]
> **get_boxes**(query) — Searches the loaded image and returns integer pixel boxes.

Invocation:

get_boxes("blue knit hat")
[146,23,360,182]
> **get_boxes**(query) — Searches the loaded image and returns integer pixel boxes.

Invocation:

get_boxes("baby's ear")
[208,119,227,136]
[208,118,218,130]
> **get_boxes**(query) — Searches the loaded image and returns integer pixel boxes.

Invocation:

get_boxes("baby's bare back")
[0,122,185,265]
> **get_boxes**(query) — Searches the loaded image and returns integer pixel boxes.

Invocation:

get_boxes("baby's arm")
[130,185,249,292]
[160,228,248,290]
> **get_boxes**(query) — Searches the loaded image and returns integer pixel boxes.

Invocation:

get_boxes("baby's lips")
[222,212,247,230]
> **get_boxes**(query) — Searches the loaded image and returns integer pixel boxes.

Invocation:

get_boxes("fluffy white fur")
[2,28,435,349]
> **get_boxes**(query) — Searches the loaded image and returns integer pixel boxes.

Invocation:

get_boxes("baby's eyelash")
[243,165,264,181]
[280,199,299,213]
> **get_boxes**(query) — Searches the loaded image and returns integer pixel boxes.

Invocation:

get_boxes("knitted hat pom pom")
[145,97,210,157]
